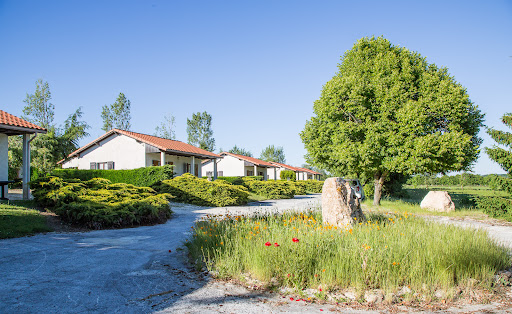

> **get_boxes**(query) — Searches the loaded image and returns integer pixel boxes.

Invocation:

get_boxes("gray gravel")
[1,194,512,313]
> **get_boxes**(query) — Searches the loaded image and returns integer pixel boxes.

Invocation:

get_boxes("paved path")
[1,195,512,313]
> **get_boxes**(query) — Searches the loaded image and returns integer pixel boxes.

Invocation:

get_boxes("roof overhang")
[0,124,47,136]
[163,149,218,160]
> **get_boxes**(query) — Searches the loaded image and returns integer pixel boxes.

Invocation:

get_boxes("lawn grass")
[0,201,52,239]
[187,210,510,299]
[364,185,510,220]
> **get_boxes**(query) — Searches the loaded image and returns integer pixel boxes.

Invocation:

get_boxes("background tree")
[154,113,176,140]
[228,145,252,157]
[101,92,131,132]
[486,113,512,176]
[259,145,286,163]
[9,79,89,176]
[301,36,484,205]
[187,111,215,151]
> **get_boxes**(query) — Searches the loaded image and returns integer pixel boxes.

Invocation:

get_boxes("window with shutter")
[90,162,96,170]
[107,161,114,170]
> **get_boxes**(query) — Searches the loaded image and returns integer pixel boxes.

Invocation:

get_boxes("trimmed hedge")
[217,176,244,185]
[152,173,249,207]
[52,165,174,187]
[280,170,296,181]
[244,180,295,199]
[475,196,512,222]
[31,176,173,229]
[302,180,324,193]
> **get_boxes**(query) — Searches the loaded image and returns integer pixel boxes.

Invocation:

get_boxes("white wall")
[62,134,145,170]
[0,134,8,196]
[216,155,244,177]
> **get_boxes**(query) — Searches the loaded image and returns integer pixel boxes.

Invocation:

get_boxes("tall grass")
[187,210,510,295]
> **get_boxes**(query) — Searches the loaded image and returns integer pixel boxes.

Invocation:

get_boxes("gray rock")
[434,289,446,299]
[420,191,455,212]
[364,290,384,304]
[321,177,365,227]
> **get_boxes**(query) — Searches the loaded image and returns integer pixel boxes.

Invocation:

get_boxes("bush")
[52,165,174,187]
[152,173,249,207]
[302,180,324,193]
[244,180,295,199]
[217,176,244,185]
[475,196,512,222]
[31,176,172,229]
[280,170,296,181]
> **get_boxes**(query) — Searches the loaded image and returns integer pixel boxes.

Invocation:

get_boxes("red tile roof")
[67,129,220,159]
[220,152,276,167]
[0,110,47,134]
[296,167,322,175]
[269,161,300,171]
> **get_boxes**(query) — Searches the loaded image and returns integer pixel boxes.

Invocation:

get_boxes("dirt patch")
[39,210,89,233]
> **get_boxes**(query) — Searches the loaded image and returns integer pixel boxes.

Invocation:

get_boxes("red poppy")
[290,297,294,301]
[168,250,172,252]
[292,238,299,243]
[274,243,280,247]
[265,242,271,246]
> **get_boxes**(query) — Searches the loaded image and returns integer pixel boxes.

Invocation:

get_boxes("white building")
[0,110,47,199]
[60,129,220,177]
[201,152,276,180]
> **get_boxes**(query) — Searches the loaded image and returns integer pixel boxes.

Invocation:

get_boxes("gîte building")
[60,129,321,180]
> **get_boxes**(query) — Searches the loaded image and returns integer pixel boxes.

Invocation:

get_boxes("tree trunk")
[373,172,387,206]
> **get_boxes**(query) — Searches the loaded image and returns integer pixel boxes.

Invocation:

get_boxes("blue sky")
[1,0,510,174]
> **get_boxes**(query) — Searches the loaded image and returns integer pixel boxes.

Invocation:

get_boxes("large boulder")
[420,191,455,212]
[321,177,365,227]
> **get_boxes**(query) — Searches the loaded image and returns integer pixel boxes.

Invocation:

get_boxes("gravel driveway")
[1,194,511,313]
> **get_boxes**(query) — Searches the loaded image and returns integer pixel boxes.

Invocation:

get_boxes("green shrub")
[245,180,295,199]
[280,170,296,181]
[31,176,172,229]
[475,196,512,222]
[217,176,244,185]
[302,180,324,193]
[152,173,249,207]
[290,181,307,195]
[52,165,174,187]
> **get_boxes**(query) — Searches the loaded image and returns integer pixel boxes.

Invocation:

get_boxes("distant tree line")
[407,173,506,187]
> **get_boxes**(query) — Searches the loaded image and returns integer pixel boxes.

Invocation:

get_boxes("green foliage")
[22,78,54,129]
[187,111,215,151]
[486,113,512,174]
[259,145,286,163]
[474,196,512,222]
[101,92,131,132]
[154,113,176,140]
[52,165,174,187]
[244,180,295,199]
[302,180,324,193]
[12,79,90,176]
[301,36,484,205]
[407,173,500,187]
[364,173,409,198]
[31,176,172,229]
[228,145,252,157]
[188,211,510,295]
[217,176,245,185]
[280,170,296,181]
[290,181,307,195]
[152,173,249,207]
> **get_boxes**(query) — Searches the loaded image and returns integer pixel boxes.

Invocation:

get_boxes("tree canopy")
[187,111,215,152]
[259,145,286,164]
[10,79,90,176]
[228,145,252,157]
[101,92,131,132]
[300,36,484,205]
[486,113,512,175]
[155,113,176,140]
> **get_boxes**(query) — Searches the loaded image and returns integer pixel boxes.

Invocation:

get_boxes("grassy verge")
[187,210,510,300]
[0,201,52,239]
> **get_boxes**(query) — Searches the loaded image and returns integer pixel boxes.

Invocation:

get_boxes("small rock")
[397,286,412,296]
[364,290,384,304]
[434,289,446,299]
[343,290,358,301]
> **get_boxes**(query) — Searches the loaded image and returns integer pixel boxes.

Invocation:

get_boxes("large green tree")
[228,145,252,157]
[301,37,484,205]
[9,80,89,176]
[101,92,131,132]
[486,113,512,175]
[154,113,176,140]
[187,111,215,151]
[260,145,286,164]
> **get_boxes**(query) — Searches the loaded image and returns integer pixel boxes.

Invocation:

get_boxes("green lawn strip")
[0,202,52,239]
[187,210,510,301]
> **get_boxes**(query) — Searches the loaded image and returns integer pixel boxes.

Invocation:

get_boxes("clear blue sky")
[1,0,510,174]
